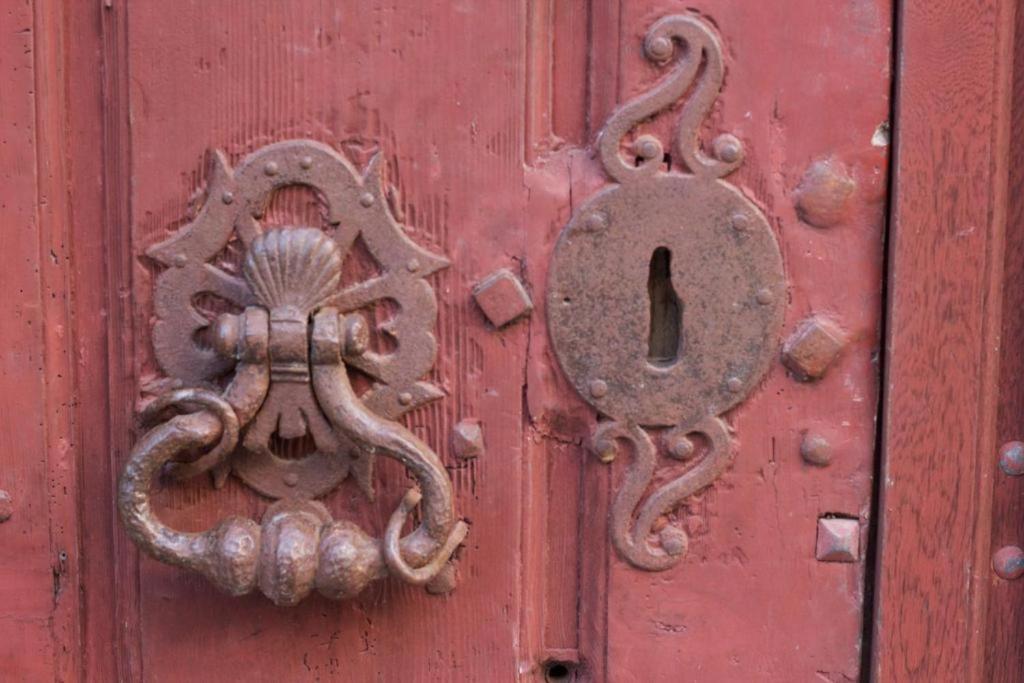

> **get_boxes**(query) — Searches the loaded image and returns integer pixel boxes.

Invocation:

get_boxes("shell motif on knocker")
[118,140,468,605]
[547,15,786,570]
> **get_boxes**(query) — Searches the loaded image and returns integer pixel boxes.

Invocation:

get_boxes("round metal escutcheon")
[547,175,785,428]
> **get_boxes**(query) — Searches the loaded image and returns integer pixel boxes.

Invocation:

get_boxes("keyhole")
[647,247,682,367]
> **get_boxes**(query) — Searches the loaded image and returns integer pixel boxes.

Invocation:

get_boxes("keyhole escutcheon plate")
[545,14,786,571]
[547,173,785,429]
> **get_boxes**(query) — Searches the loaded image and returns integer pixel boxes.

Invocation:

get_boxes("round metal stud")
[221,191,235,205]
[264,161,279,176]
[993,545,1024,580]
[589,379,609,398]
[359,193,375,208]
[659,526,688,556]
[634,136,661,160]
[726,377,743,393]
[646,35,674,62]
[713,134,743,163]
[800,433,832,467]
[666,433,695,461]
[999,441,1024,476]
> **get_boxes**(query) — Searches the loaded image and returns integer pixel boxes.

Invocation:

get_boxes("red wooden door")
[0,1,901,681]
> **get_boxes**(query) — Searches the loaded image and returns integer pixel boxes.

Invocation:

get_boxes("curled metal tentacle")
[118,390,262,596]
[384,489,469,585]
[597,14,741,184]
[311,308,466,568]
[595,417,733,571]
[164,307,270,481]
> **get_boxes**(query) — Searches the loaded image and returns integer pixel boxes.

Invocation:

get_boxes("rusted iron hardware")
[546,15,785,571]
[118,140,468,605]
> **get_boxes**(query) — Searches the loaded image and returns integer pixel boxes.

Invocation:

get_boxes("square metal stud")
[472,269,533,328]
[815,517,860,562]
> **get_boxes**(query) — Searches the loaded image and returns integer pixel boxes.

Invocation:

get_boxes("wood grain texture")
[986,6,1024,680]
[0,0,84,678]
[873,0,1017,680]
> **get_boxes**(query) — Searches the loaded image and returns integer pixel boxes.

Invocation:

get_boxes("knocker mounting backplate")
[118,139,468,605]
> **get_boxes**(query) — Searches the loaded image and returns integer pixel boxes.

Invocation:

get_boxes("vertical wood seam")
[966,1,1017,677]
[99,1,141,680]
[30,0,84,678]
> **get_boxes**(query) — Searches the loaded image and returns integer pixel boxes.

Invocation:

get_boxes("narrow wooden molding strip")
[874,0,1017,679]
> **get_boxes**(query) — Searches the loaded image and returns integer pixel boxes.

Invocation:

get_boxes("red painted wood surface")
[873,0,1018,681]
[0,1,896,680]
[987,5,1024,681]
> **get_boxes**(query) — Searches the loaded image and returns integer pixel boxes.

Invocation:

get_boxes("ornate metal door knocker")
[546,15,785,570]
[118,140,468,605]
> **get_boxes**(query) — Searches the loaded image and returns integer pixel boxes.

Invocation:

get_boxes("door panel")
[0,1,892,680]
[118,2,530,679]
[584,2,891,680]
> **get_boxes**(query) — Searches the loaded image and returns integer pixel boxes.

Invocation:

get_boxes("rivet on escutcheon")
[589,379,609,398]
[645,35,673,62]
[725,377,743,393]
[998,441,1024,476]
[659,527,688,556]
[264,161,279,176]
[993,545,1024,580]
[359,192,375,207]
[712,134,743,164]
[665,432,695,461]
[633,136,662,161]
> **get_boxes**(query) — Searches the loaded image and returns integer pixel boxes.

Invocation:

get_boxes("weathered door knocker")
[546,15,786,570]
[118,140,468,605]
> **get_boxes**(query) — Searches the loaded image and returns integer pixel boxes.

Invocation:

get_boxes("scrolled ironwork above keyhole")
[546,14,786,571]
[118,140,467,605]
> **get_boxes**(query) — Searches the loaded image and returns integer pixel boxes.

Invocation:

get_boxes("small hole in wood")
[543,660,575,682]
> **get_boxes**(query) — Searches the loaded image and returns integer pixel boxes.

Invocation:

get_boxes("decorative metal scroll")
[118,140,467,605]
[546,15,785,570]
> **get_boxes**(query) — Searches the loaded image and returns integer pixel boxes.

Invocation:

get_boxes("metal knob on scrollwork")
[118,141,468,605]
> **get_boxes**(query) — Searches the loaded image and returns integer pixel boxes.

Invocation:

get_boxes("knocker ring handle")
[118,306,468,604]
